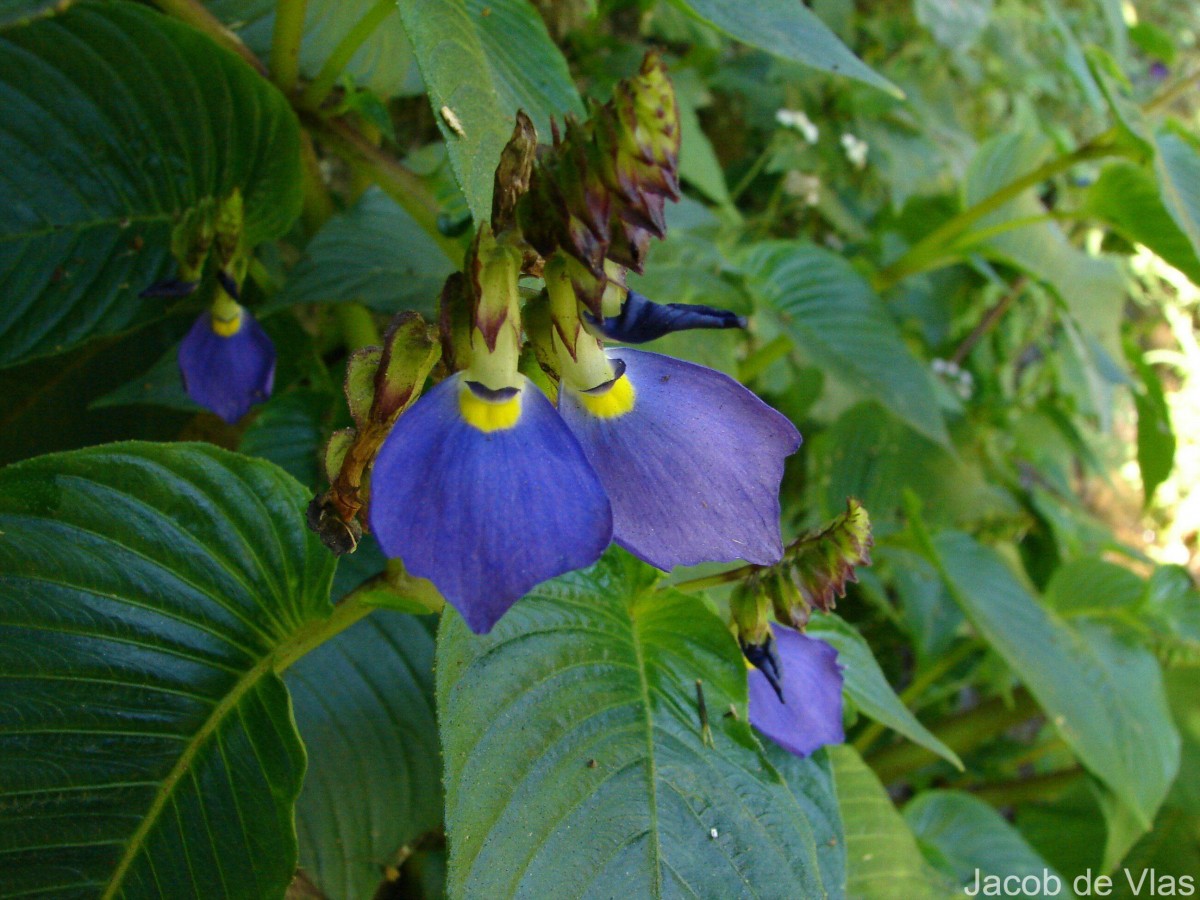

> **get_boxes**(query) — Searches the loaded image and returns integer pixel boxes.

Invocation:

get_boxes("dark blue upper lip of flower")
[557,348,801,570]
[747,623,844,757]
[177,308,275,424]
[588,290,746,344]
[368,373,613,634]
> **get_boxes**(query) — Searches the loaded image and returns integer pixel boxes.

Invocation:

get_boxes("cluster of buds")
[517,51,681,313]
[731,499,873,657]
[307,312,441,554]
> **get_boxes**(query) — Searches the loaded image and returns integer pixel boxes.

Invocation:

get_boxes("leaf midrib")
[98,595,372,899]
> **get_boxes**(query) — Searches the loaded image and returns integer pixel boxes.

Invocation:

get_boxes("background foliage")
[0,0,1198,897]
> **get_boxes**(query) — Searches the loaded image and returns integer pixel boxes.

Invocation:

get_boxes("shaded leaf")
[745,244,948,446]
[926,530,1180,831]
[671,0,898,96]
[828,745,955,899]
[0,1,302,367]
[239,388,333,489]
[808,615,962,770]
[289,612,441,900]
[905,790,1076,898]
[1154,124,1200,277]
[275,186,454,314]
[0,442,336,897]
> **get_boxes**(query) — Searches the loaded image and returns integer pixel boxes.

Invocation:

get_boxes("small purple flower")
[178,305,275,424]
[368,373,612,633]
[1149,61,1170,82]
[747,623,844,757]
[557,348,801,569]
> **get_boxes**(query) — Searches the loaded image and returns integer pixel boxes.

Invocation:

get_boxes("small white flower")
[783,171,821,206]
[775,108,819,144]
[840,133,868,170]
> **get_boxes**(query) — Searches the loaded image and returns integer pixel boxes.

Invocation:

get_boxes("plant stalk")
[301,0,396,110]
[269,0,308,95]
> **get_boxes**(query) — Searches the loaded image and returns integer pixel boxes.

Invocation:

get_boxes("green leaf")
[765,745,847,896]
[1154,124,1200,276]
[1085,163,1200,286]
[1042,557,1145,617]
[289,611,441,899]
[828,745,955,899]
[671,0,899,96]
[397,0,583,223]
[904,791,1076,898]
[808,615,962,770]
[673,68,732,206]
[275,186,455,314]
[807,402,1012,527]
[0,0,75,29]
[0,317,193,465]
[0,1,302,367]
[744,244,949,446]
[0,442,337,897]
[926,531,1181,831]
[239,388,333,490]
[962,131,1125,356]
[438,550,838,898]
[1130,348,1177,503]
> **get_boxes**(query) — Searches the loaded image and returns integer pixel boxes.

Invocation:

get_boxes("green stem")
[152,0,266,73]
[970,767,1083,807]
[301,0,396,110]
[307,114,462,260]
[673,562,759,594]
[730,141,776,203]
[269,0,308,95]
[867,687,1041,784]
[853,639,980,756]
[872,142,1114,292]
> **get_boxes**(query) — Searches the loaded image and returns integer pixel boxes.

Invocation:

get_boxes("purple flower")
[1149,61,1169,81]
[368,373,612,633]
[747,623,844,757]
[557,348,801,569]
[178,305,275,424]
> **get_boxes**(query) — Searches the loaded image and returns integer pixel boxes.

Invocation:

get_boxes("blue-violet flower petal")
[369,373,613,633]
[178,307,275,424]
[558,348,800,569]
[748,623,844,757]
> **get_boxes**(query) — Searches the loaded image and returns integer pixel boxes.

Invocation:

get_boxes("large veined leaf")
[275,186,455,314]
[828,745,954,900]
[671,0,897,96]
[398,0,583,223]
[927,531,1180,831]
[765,746,847,896]
[438,550,840,898]
[289,611,441,900]
[744,243,949,446]
[239,389,333,490]
[0,1,302,368]
[904,791,1076,899]
[0,442,336,897]
[808,615,962,769]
